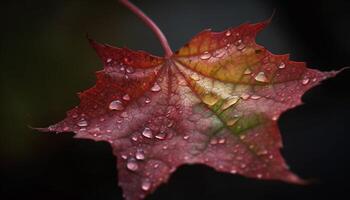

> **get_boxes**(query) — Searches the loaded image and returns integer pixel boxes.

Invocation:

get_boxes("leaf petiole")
[119,0,173,58]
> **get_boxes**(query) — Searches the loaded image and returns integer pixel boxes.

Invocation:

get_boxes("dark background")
[1,0,350,199]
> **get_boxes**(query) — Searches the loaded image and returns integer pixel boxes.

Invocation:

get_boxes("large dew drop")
[142,127,153,138]
[126,158,139,171]
[109,100,124,111]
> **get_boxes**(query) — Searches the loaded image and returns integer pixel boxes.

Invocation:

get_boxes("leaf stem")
[119,0,173,58]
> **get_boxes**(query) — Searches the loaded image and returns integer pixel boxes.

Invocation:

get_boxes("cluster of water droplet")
[106,57,135,79]
[198,30,249,62]
[122,148,156,192]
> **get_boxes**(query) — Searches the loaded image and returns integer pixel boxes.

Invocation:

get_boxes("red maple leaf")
[38,0,342,199]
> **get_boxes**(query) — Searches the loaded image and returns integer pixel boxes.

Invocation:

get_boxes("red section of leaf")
[40,22,339,200]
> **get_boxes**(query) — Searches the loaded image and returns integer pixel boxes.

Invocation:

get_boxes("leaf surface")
[41,21,338,200]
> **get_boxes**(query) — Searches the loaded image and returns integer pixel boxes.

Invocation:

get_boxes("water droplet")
[214,49,226,58]
[151,82,161,92]
[126,67,134,74]
[131,135,138,142]
[167,121,174,128]
[116,118,123,123]
[121,154,128,160]
[235,40,245,50]
[254,72,268,83]
[250,95,261,100]
[200,52,211,60]
[243,68,252,75]
[312,78,317,82]
[155,132,166,140]
[272,115,278,121]
[141,179,151,191]
[190,73,200,81]
[135,150,145,160]
[202,94,219,106]
[240,93,250,100]
[210,138,218,145]
[123,94,130,101]
[237,44,246,50]
[230,169,237,174]
[162,145,168,150]
[257,173,263,179]
[225,30,232,36]
[218,138,226,144]
[106,58,112,63]
[226,118,238,126]
[240,163,247,169]
[221,96,239,111]
[278,62,286,69]
[183,135,190,140]
[142,127,153,138]
[258,150,268,155]
[302,78,310,85]
[145,97,151,104]
[151,163,160,169]
[109,100,124,111]
[126,158,138,171]
[77,120,88,127]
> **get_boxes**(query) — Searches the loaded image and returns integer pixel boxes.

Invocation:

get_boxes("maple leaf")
[38,0,342,200]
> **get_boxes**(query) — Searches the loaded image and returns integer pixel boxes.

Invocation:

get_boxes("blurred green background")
[1,0,350,199]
